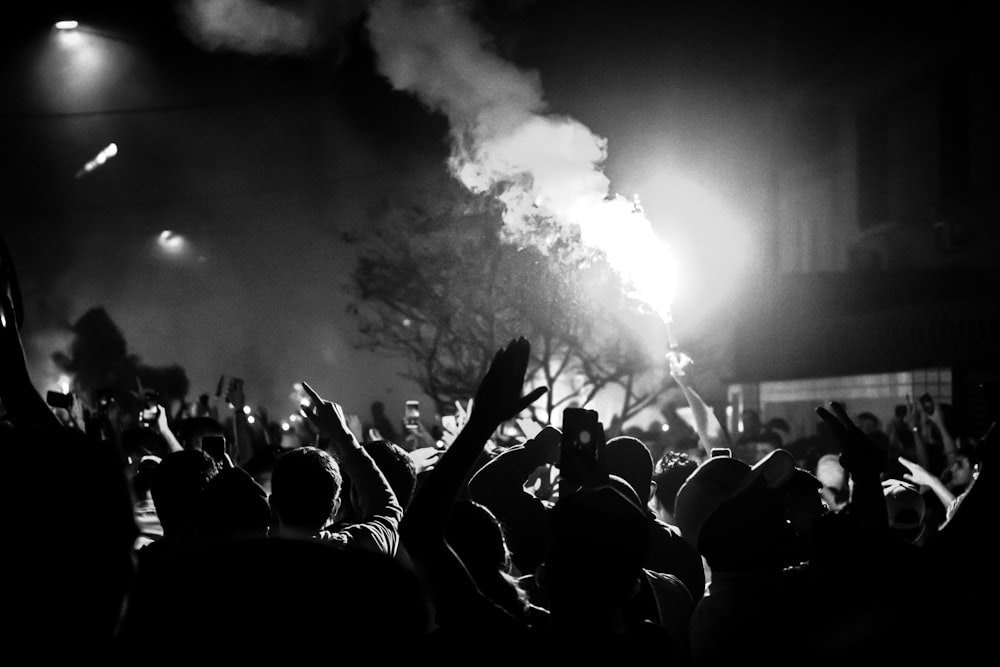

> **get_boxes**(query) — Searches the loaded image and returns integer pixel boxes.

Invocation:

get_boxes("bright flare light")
[281,422,290,432]
[247,416,256,425]
[242,405,252,415]
[55,20,79,30]
[157,230,187,254]
[75,142,119,178]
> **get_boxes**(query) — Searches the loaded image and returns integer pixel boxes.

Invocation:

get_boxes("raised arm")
[668,352,729,456]
[300,382,403,556]
[816,402,888,531]
[0,294,62,436]
[401,338,546,628]
[898,457,956,513]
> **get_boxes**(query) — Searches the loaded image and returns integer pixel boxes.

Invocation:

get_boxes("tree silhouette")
[348,183,669,429]
[53,307,189,415]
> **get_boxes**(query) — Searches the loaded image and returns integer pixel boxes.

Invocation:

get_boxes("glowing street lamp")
[54,20,79,30]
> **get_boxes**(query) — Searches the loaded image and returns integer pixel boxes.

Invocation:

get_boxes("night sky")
[0,0,984,422]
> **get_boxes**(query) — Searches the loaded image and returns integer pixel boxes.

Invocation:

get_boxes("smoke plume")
[178,0,676,316]
[366,0,675,316]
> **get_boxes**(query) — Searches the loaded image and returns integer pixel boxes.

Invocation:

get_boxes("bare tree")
[348,185,669,430]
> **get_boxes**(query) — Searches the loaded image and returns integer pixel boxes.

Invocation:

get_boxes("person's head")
[269,446,342,537]
[652,450,698,523]
[738,431,783,465]
[605,436,655,504]
[782,469,826,548]
[132,455,161,501]
[674,449,804,572]
[151,450,219,538]
[198,468,270,543]
[543,485,650,629]
[894,404,908,420]
[244,446,281,496]
[174,417,226,452]
[857,412,880,435]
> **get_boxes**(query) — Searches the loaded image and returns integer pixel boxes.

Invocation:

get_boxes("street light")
[54,20,79,30]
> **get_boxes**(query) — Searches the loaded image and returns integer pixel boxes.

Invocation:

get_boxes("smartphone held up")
[559,407,609,493]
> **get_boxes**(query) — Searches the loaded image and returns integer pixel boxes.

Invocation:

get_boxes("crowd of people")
[1,240,995,662]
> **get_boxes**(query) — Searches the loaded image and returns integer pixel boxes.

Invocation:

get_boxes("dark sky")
[0,0,978,421]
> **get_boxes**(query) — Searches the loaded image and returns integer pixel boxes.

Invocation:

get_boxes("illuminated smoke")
[177,0,365,55]
[178,0,677,316]
[25,328,75,396]
[366,0,677,317]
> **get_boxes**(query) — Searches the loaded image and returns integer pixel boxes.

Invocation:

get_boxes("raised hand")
[299,381,357,449]
[346,413,365,442]
[469,338,547,429]
[898,457,937,487]
[816,401,888,477]
[666,350,694,383]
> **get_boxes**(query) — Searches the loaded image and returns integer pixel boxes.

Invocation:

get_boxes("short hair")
[151,450,219,536]
[605,436,654,501]
[362,440,416,507]
[653,451,698,515]
[270,446,342,534]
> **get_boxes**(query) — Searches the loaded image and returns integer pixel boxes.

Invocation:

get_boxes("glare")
[281,422,290,432]
[58,374,73,394]
[157,230,187,254]
[242,405,252,415]
[247,416,256,425]
[55,20,79,30]
[661,423,670,432]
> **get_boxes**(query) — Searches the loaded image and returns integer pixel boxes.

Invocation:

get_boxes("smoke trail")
[366,0,677,316]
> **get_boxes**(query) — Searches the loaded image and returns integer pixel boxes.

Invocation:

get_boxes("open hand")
[898,457,937,488]
[470,338,547,429]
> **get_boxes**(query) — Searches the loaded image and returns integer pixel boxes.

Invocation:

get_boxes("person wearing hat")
[674,447,811,664]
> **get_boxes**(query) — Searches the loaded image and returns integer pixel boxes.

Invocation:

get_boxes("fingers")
[300,381,323,406]
[517,386,548,412]
[815,406,846,439]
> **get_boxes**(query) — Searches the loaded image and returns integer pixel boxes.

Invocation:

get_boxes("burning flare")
[367,0,678,320]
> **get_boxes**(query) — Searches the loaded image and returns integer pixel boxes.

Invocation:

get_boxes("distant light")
[157,230,187,254]
[661,423,670,432]
[242,405,252,415]
[402,318,412,327]
[247,416,256,425]
[281,422,290,432]
[289,414,299,423]
[55,20,79,30]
